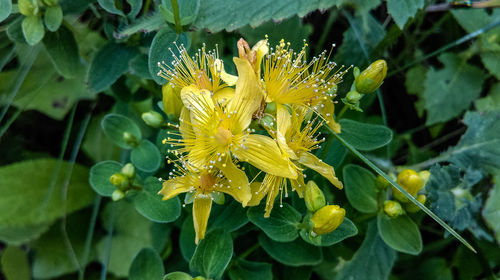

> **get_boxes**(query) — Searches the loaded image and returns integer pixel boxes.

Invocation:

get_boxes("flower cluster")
[157,38,347,243]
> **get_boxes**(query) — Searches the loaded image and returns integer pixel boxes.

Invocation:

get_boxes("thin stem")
[170,0,182,34]
[143,0,152,15]
[389,19,500,77]
[328,128,476,253]
[240,243,260,259]
[336,105,349,120]
[78,196,102,280]
[316,10,338,53]
[100,203,117,280]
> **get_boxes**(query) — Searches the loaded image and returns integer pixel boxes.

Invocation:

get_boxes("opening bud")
[112,189,126,201]
[311,205,345,235]
[383,200,404,218]
[405,194,427,213]
[142,111,165,128]
[355,60,387,94]
[110,173,129,189]
[304,180,326,212]
[121,163,135,179]
[393,169,424,203]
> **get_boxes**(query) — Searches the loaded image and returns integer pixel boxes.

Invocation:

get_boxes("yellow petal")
[317,98,341,133]
[193,195,213,244]
[262,174,282,217]
[227,57,264,132]
[297,152,343,189]
[162,83,183,119]
[214,59,238,86]
[251,39,269,76]
[276,104,297,160]
[233,134,297,179]
[248,182,265,206]
[290,174,305,198]
[213,87,235,106]
[158,176,192,200]
[216,157,251,206]
[180,85,215,128]
[179,107,193,140]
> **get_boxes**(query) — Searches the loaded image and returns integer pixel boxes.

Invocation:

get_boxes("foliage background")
[1,0,500,279]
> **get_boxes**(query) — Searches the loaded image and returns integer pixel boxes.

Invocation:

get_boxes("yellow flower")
[311,205,345,235]
[261,39,347,133]
[163,46,297,180]
[158,158,251,243]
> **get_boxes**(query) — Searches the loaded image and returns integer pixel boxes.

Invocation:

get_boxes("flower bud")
[121,163,135,179]
[355,60,387,94]
[418,170,430,187]
[405,194,427,213]
[345,90,362,104]
[19,0,39,16]
[260,115,275,128]
[112,189,126,201]
[110,173,128,189]
[162,83,183,119]
[123,132,139,147]
[311,205,345,235]
[375,175,390,190]
[393,169,423,203]
[41,0,59,6]
[383,200,404,218]
[141,111,164,128]
[304,181,326,212]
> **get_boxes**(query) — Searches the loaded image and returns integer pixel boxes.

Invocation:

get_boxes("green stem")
[240,243,260,259]
[328,128,476,253]
[143,0,151,15]
[78,196,101,280]
[170,0,182,34]
[389,19,500,77]
[336,105,349,120]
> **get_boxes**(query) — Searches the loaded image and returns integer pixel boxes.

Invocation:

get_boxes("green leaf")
[89,160,122,196]
[148,29,191,85]
[405,65,427,117]
[87,43,137,93]
[343,164,379,213]
[259,234,323,266]
[209,200,249,232]
[386,0,424,29]
[130,54,152,79]
[160,0,200,26]
[96,200,154,278]
[31,212,94,279]
[164,272,193,280]
[101,113,142,149]
[228,259,273,280]
[336,222,397,280]
[193,0,336,32]
[22,15,45,46]
[97,0,142,17]
[131,140,162,172]
[82,115,122,162]
[0,223,50,245]
[0,159,94,243]
[116,12,164,38]
[180,217,196,262]
[475,83,500,112]
[129,248,165,280]
[134,177,181,223]
[0,0,12,23]
[299,218,358,246]
[483,176,500,245]
[423,53,486,125]
[190,230,233,279]
[44,5,63,32]
[448,111,500,174]
[7,17,26,43]
[416,258,453,280]
[377,213,422,255]
[1,246,30,280]
[339,119,393,151]
[42,25,81,78]
[247,203,301,242]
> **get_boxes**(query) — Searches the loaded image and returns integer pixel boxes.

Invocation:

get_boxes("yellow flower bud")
[141,111,164,128]
[405,194,427,213]
[375,175,390,190]
[383,200,404,218]
[112,189,125,201]
[19,0,39,16]
[393,169,423,203]
[304,181,326,212]
[110,173,128,189]
[418,170,430,187]
[355,60,387,94]
[162,83,183,119]
[121,163,135,179]
[311,205,345,235]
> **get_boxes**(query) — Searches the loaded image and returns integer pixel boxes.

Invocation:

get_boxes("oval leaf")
[343,164,379,213]
[0,0,12,23]
[180,218,196,262]
[247,203,301,242]
[22,15,45,46]
[209,200,249,232]
[300,218,358,246]
[87,43,137,93]
[129,248,165,280]
[228,259,273,280]
[377,212,423,255]
[190,230,233,279]
[42,25,81,78]
[131,140,162,172]
[134,177,181,223]
[164,272,193,280]
[259,234,323,266]
[148,29,190,84]
[159,0,200,25]
[89,160,123,196]
[44,5,63,32]
[339,119,393,151]
[101,113,142,149]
